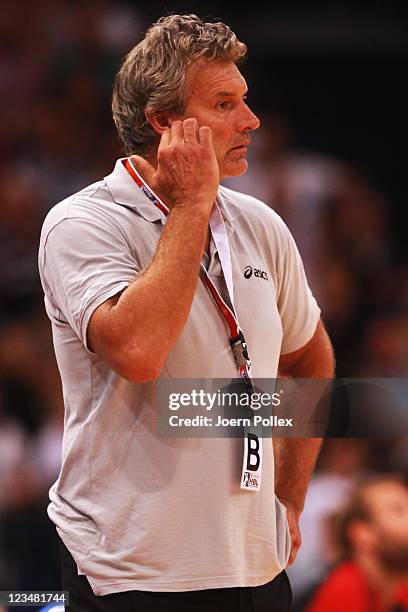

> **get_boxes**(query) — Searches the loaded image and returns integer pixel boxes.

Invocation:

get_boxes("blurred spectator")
[390,440,408,475]
[0,308,63,597]
[0,165,46,322]
[358,312,408,376]
[288,439,371,598]
[306,476,408,612]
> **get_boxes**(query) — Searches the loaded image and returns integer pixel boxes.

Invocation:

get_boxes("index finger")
[183,117,199,144]
[198,125,213,148]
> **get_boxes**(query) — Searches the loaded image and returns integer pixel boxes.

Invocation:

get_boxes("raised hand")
[131,117,219,216]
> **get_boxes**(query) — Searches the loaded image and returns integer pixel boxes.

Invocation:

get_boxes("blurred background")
[0,1,407,610]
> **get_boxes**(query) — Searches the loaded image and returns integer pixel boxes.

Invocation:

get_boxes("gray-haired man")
[39,14,335,612]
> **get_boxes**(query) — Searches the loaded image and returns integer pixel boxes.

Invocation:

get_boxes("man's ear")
[145,110,176,135]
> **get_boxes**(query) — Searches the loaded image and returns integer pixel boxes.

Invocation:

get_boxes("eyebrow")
[213,89,248,98]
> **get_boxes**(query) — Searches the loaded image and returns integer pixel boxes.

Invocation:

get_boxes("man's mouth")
[230,138,250,151]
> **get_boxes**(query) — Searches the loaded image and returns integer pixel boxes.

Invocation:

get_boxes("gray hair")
[112,14,247,156]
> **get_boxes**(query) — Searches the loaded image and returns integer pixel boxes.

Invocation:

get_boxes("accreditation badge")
[240,420,263,491]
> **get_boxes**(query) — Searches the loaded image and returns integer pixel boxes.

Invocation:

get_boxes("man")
[39,14,334,612]
[307,476,408,612]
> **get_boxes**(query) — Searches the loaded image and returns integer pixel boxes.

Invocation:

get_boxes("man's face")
[177,59,260,179]
[366,481,408,572]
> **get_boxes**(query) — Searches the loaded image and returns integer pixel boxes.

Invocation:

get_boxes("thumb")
[129,155,156,185]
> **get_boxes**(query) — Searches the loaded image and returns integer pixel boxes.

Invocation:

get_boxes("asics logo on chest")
[244,266,268,280]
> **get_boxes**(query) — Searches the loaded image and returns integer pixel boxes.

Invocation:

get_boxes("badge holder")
[241,413,263,491]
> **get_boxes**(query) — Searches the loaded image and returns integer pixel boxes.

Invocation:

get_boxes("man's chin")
[220,158,248,180]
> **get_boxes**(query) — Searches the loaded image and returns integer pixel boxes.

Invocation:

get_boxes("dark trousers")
[60,538,292,612]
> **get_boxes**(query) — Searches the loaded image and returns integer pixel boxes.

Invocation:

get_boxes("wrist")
[279,497,303,518]
[169,199,212,221]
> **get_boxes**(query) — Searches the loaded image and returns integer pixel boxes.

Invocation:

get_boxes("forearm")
[88,119,220,381]
[90,203,210,380]
[273,437,322,515]
[275,321,334,513]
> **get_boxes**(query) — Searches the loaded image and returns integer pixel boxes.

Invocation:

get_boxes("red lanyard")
[123,157,254,391]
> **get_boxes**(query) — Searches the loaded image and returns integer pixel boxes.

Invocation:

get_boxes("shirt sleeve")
[40,216,140,351]
[275,217,321,354]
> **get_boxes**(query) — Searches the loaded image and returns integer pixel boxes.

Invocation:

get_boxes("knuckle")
[171,144,182,155]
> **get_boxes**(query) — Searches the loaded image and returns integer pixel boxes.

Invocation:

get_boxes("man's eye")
[216,101,230,110]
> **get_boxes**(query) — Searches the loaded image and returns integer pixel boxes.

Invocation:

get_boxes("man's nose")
[238,104,261,132]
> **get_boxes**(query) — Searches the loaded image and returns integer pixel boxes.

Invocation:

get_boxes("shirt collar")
[105,158,242,232]
[104,158,164,223]
[217,186,242,236]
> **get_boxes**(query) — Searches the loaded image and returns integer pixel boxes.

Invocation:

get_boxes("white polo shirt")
[38,158,320,596]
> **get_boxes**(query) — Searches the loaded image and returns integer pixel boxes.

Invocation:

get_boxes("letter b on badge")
[246,433,260,471]
[241,431,262,491]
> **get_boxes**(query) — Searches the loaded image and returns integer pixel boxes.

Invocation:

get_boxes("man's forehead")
[187,59,247,97]
[366,482,408,512]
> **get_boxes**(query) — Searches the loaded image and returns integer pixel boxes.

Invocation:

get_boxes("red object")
[306,562,408,612]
